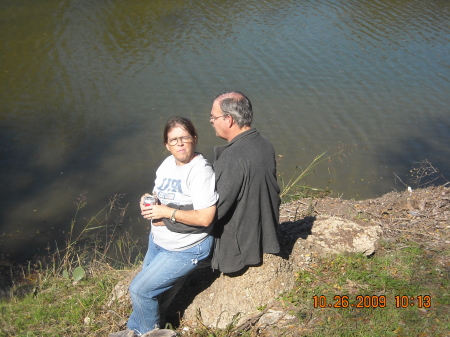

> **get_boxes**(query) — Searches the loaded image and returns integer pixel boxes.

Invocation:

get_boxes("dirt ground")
[279,185,450,253]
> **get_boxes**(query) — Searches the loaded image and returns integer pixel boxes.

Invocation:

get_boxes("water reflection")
[0,0,449,262]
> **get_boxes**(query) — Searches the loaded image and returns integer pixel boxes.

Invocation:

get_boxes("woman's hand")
[141,203,172,224]
[139,193,152,212]
[140,193,168,226]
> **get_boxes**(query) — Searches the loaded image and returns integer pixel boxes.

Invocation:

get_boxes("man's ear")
[226,115,234,128]
[165,143,170,152]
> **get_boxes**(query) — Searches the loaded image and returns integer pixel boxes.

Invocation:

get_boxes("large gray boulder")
[180,253,295,329]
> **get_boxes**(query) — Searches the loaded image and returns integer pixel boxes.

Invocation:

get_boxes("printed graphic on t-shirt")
[156,178,183,201]
[157,191,174,200]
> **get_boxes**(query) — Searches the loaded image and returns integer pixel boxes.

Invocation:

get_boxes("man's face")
[210,99,228,140]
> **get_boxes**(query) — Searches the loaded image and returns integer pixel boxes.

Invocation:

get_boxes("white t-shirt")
[151,153,218,251]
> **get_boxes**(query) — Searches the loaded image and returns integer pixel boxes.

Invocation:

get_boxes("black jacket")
[211,128,280,273]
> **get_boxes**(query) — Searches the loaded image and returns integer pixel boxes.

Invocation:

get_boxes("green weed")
[278,144,354,201]
[0,193,143,336]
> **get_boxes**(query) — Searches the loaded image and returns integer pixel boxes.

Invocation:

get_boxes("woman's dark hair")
[163,116,198,144]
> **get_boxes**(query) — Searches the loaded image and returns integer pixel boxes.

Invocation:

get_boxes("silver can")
[143,195,157,206]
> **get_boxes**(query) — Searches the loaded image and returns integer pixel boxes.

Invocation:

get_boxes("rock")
[258,310,284,325]
[298,216,382,256]
[107,268,140,307]
[180,253,295,329]
[141,329,176,337]
[108,329,136,337]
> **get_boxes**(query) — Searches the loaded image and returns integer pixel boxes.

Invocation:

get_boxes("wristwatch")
[170,209,177,223]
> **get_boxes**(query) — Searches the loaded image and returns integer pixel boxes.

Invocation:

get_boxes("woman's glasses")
[168,136,194,146]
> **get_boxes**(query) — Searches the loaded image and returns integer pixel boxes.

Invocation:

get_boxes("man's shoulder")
[214,129,275,168]
[233,129,274,152]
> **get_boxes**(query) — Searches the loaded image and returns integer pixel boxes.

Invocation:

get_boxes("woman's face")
[165,126,196,166]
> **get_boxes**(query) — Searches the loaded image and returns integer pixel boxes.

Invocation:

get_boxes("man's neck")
[227,126,251,142]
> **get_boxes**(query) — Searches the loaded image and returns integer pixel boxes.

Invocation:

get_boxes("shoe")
[141,328,176,337]
[109,329,136,337]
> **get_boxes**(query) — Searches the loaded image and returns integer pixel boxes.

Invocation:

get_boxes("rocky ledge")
[108,186,450,330]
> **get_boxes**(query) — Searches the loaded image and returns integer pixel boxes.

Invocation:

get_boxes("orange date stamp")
[312,295,431,308]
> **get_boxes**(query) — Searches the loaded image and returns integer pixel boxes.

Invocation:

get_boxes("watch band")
[170,209,177,223]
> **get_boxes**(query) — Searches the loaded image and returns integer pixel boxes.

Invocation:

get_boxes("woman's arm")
[142,203,216,227]
[140,193,216,227]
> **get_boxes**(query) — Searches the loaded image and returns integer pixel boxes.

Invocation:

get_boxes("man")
[210,91,280,273]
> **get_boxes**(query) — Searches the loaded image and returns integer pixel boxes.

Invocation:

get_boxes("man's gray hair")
[214,91,253,128]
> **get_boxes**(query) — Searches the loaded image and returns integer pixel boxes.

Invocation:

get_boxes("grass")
[55,192,144,275]
[1,235,448,336]
[0,193,144,336]
[278,144,354,202]
[276,239,450,336]
[1,265,133,336]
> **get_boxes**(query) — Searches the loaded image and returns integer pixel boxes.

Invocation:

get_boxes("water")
[1,0,449,262]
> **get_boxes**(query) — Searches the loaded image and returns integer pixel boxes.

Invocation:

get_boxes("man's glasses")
[168,136,194,146]
[210,114,227,121]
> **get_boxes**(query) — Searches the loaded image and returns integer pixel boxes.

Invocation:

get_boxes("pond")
[1,0,449,262]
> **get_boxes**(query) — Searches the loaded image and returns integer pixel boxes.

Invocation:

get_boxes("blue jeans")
[127,234,213,335]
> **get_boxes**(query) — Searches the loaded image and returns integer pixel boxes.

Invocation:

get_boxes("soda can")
[143,195,157,206]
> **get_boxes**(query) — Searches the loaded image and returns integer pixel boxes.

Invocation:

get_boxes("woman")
[117,117,218,337]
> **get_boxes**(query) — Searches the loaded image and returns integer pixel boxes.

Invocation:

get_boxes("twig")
[232,309,268,332]
[387,228,444,239]
[393,173,408,188]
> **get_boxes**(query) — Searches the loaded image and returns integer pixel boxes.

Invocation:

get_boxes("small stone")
[259,310,283,325]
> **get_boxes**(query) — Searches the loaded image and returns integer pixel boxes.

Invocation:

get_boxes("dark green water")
[1,0,449,261]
